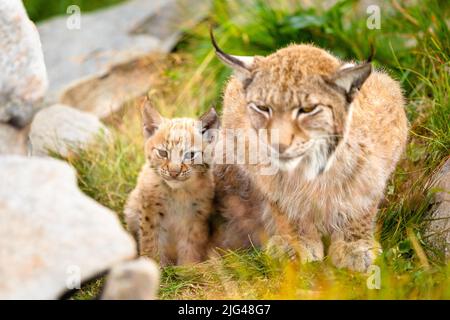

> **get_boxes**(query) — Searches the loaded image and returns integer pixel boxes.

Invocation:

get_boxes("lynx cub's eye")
[249,103,272,117]
[155,149,168,158]
[184,151,199,161]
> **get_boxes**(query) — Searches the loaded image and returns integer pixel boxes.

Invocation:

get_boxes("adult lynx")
[211,31,408,272]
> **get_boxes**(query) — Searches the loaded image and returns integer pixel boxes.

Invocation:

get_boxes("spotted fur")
[124,99,218,266]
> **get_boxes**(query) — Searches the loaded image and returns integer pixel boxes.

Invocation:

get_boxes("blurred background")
[24,0,126,21]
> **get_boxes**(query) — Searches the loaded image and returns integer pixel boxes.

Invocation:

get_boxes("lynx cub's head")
[141,98,219,188]
[211,31,372,178]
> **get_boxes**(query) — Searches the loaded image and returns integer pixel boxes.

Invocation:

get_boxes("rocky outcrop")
[425,158,450,259]
[0,124,28,155]
[101,258,160,300]
[29,104,110,157]
[0,0,48,127]
[59,54,166,119]
[0,0,47,155]
[0,156,136,299]
[38,0,209,118]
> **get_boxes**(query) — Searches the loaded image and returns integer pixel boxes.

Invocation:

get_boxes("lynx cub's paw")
[329,239,382,272]
[265,235,324,263]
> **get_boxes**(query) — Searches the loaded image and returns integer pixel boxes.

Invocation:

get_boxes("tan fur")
[216,43,408,272]
[210,164,266,250]
[124,101,218,266]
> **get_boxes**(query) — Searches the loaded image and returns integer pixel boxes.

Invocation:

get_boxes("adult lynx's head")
[141,98,219,188]
[211,30,372,178]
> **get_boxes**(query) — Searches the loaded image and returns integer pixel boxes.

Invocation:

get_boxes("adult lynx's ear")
[329,62,372,102]
[199,107,219,143]
[210,27,254,82]
[140,97,162,139]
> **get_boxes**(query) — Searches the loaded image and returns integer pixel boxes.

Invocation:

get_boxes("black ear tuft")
[210,26,255,82]
[367,42,375,63]
[209,26,246,70]
[199,107,219,142]
[199,107,219,132]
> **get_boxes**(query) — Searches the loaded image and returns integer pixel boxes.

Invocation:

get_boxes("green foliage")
[23,0,126,22]
[179,0,449,107]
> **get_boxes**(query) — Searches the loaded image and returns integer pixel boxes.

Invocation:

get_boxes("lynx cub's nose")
[169,170,180,178]
[167,163,181,177]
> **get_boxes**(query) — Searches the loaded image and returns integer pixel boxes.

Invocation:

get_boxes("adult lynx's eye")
[297,104,319,116]
[156,149,168,158]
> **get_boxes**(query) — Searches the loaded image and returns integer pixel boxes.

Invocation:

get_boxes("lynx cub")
[211,31,408,272]
[124,99,219,266]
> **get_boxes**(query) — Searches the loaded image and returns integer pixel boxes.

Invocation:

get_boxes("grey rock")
[101,258,160,300]
[425,158,450,259]
[29,104,110,157]
[0,0,48,127]
[0,156,136,299]
[59,54,165,119]
[38,0,209,111]
[0,124,28,155]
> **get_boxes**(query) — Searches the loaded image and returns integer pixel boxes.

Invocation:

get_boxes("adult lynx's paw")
[329,239,382,272]
[265,235,324,263]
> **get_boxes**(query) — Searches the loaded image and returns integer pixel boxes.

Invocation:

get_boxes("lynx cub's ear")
[140,97,162,139]
[199,107,219,143]
[330,62,372,101]
[210,28,254,82]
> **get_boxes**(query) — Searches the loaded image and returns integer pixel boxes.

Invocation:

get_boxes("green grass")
[24,0,127,22]
[61,0,449,299]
